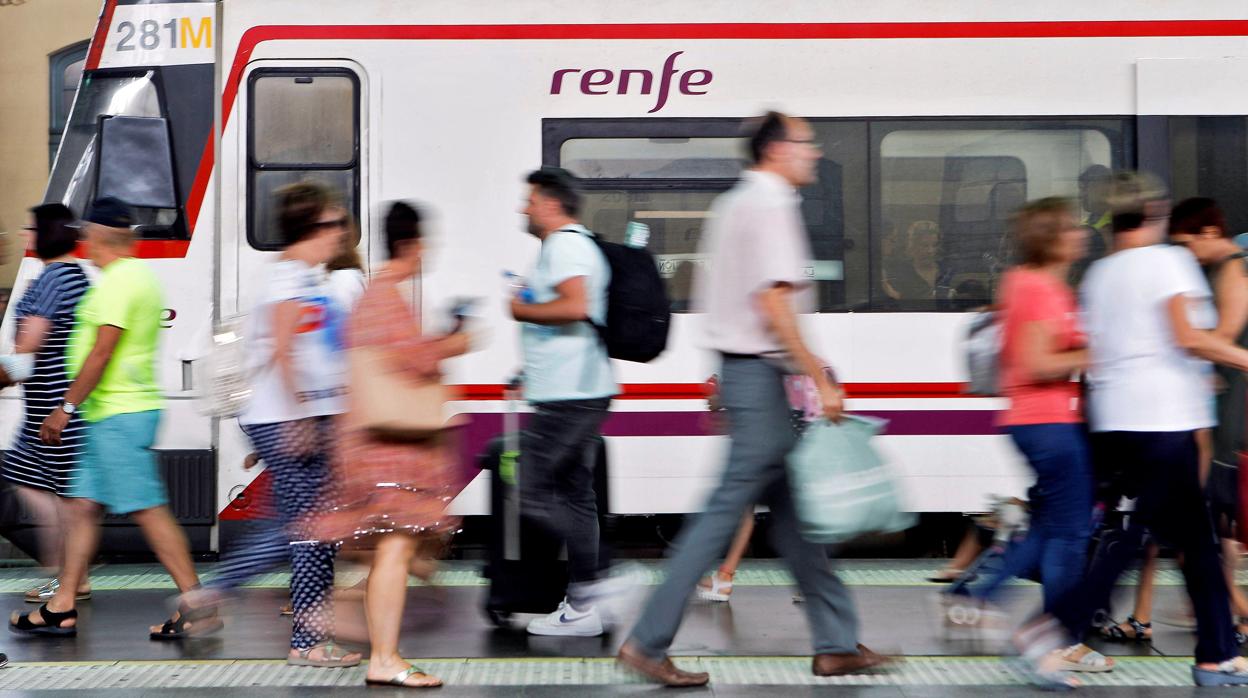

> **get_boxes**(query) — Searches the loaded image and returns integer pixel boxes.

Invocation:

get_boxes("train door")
[216,60,369,537]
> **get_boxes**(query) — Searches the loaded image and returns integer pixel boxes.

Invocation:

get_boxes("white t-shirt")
[694,170,815,355]
[1081,244,1216,432]
[239,259,348,425]
[327,267,367,312]
[520,224,618,403]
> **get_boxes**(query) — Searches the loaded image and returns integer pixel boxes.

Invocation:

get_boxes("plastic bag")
[787,415,914,544]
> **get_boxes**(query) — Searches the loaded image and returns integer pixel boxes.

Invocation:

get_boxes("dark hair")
[746,111,789,165]
[29,203,78,260]
[384,201,423,258]
[1013,197,1075,266]
[526,167,580,217]
[1169,197,1228,238]
[276,181,334,247]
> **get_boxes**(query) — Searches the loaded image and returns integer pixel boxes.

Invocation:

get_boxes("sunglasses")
[307,217,348,231]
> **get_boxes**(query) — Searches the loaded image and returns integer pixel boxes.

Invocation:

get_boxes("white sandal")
[695,572,733,602]
[1052,644,1115,673]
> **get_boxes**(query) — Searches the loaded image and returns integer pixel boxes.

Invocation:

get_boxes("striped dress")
[3,262,90,496]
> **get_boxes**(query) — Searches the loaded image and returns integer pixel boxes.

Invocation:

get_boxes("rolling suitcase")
[478,380,611,628]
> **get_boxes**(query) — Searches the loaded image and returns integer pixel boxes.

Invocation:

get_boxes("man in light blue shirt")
[510,167,618,637]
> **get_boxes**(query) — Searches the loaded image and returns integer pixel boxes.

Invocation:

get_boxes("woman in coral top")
[965,198,1107,683]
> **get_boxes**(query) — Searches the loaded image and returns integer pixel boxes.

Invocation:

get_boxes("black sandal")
[149,602,223,641]
[10,603,77,637]
[1100,615,1152,642]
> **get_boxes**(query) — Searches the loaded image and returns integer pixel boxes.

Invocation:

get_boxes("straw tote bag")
[346,346,461,440]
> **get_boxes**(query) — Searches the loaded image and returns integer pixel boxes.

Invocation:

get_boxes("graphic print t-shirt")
[239,259,347,425]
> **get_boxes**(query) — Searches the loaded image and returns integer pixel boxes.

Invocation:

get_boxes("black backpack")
[584,234,671,363]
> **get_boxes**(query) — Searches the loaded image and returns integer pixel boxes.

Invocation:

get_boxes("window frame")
[546,115,1136,313]
[246,67,361,251]
[48,40,90,167]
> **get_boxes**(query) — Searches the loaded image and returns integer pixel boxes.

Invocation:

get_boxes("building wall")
[0,0,101,285]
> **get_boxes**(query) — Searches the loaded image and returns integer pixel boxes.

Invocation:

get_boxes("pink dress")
[313,270,461,543]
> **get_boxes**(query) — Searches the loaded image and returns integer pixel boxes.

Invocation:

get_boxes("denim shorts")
[70,409,167,515]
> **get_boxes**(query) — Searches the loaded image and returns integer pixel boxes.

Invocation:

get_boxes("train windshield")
[44,71,179,235]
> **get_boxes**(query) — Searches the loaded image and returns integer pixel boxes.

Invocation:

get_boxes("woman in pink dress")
[314,201,469,689]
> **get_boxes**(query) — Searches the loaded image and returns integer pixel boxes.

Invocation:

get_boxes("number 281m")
[116,17,212,52]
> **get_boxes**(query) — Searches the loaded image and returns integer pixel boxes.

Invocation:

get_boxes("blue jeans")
[970,423,1092,614]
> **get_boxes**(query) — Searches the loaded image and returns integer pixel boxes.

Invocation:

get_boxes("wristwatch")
[60,402,77,415]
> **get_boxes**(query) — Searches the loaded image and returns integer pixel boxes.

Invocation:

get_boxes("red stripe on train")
[83,0,117,71]
[451,382,970,401]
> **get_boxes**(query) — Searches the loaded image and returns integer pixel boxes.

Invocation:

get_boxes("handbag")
[346,345,461,440]
[787,415,915,544]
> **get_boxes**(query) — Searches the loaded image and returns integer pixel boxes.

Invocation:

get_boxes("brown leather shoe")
[812,644,891,677]
[618,641,710,687]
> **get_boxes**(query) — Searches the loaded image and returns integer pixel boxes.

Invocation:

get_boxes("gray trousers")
[628,356,860,657]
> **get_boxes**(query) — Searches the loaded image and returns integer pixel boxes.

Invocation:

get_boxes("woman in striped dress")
[3,204,91,603]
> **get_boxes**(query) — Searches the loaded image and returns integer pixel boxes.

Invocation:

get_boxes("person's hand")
[509,298,528,322]
[817,379,844,423]
[243,452,261,470]
[41,408,70,445]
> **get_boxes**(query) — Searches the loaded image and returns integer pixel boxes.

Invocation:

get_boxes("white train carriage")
[12,0,1248,550]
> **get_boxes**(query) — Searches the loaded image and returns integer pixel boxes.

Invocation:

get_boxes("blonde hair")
[1106,171,1167,233]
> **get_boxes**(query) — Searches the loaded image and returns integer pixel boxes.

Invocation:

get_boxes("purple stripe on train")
[450,410,999,487]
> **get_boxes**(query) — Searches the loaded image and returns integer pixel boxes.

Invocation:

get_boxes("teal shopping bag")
[787,416,915,544]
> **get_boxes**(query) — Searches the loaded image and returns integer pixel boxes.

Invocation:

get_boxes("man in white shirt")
[619,113,887,686]
[510,168,619,637]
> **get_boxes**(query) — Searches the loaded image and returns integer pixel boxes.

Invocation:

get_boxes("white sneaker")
[573,565,647,630]
[526,599,604,637]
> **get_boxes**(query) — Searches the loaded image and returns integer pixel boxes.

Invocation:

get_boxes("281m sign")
[117,16,211,52]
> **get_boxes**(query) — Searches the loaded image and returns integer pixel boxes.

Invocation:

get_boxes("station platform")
[0,559,1231,696]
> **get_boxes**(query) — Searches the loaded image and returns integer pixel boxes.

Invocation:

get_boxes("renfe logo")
[550,51,712,113]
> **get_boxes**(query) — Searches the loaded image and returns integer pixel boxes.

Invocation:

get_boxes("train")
[8,0,1248,551]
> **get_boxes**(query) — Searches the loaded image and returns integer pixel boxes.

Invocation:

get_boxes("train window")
[43,70,188,239]
[548,121,868,312]
[247,69,360,250]
[561,138,743,179]
[1169,117,1248,235]
[871,120,1129,311]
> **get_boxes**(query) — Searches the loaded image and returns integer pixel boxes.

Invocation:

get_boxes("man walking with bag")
[618,112,888,686]
[510,168,619,637]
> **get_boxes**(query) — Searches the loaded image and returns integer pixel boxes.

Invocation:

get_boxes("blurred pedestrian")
[509,168,619,637]
[1030,172,1248,687]
[177,183,359,666]
[312,201,469,689]
[1,204,92,605]
[619,112,886,686]
[325,215,366,313]
[9,197,208,639]
[960,198,1108,683]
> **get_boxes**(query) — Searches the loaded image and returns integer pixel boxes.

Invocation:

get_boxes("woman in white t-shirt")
[177,182,360,668]
[1042,172,1248,686]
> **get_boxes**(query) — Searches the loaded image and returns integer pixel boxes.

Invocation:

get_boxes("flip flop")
[365,665,443,688]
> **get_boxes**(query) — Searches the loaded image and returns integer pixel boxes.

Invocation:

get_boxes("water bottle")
[503,271,534,304]
[624,221,650,249]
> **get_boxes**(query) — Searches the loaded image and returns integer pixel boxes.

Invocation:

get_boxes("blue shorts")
[71,410,167,515]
